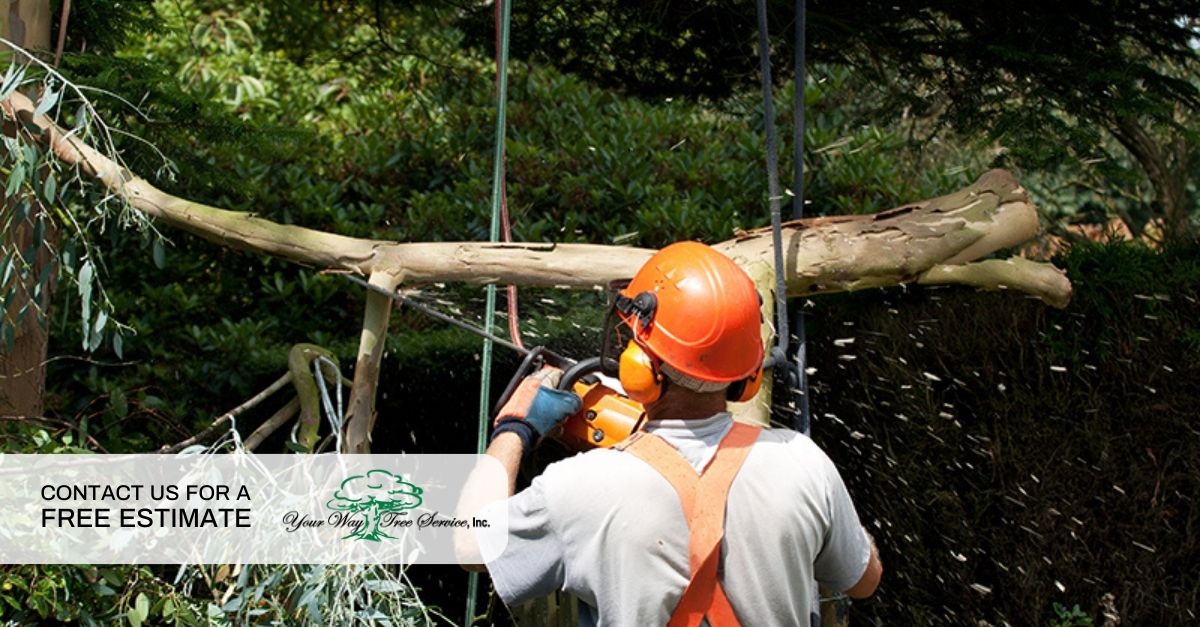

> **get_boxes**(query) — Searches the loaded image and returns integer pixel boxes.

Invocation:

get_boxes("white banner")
[0,454,508,564]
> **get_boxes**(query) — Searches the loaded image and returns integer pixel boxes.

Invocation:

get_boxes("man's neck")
[644,386,728,422]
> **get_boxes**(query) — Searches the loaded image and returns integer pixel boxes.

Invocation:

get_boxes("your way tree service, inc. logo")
[322,469,424,542]
[275,460,500,560]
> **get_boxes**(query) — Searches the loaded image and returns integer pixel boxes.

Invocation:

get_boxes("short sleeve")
[812,458,871,593]
[476,477,566,605]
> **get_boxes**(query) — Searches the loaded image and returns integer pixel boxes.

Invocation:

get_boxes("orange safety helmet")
[611,241,764,404]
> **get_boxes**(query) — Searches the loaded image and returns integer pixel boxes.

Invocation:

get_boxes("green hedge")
[805,242,1199,625]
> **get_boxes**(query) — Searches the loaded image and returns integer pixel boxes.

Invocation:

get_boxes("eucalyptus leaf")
[32,85,61,118]
[152,238,166,269]
[1,253,14,287]
[5,162,26,198]
[89,310,109,352]
[36,259,54,295]
[78,260,94,348]
[43,172,57,203]
[0,64,25,100]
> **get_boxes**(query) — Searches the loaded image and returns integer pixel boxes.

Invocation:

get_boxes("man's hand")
[494,366,582,438]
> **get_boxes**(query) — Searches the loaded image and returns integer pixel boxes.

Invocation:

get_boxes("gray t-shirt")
[478,413,870,626]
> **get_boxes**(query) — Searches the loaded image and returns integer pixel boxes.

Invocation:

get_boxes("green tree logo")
[326,469,423,542]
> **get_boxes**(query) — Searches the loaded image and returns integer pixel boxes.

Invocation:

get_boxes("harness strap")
[619,422,761,627]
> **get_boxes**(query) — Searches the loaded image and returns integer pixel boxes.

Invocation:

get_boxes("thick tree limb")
[343,271,399,454]
[714,169,1051,297]
[3,90,1070,306]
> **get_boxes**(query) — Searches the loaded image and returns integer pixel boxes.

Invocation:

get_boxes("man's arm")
[845,532,882,599]
[454,367,580,571]
[455,432,525,571]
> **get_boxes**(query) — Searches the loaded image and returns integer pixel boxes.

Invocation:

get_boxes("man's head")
[611,241,764,416]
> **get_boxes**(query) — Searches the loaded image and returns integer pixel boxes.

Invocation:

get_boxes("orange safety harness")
[616,421,762,627]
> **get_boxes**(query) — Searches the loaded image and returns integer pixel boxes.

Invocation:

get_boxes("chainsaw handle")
[557,356,605,392]
[492,346,576,417]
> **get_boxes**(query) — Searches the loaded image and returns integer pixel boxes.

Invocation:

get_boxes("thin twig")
[158,372,292,453]
[243,397,301,452]
[0,415,108,452]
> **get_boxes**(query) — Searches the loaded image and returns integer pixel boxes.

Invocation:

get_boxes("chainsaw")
[492,346,646,450]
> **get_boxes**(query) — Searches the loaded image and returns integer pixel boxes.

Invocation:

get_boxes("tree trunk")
[1,0,50,50]
[0,0,52,418]
[1109,114,1195,244]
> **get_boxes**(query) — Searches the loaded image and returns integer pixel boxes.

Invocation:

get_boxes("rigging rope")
[754,0,795,420]
[790,0,811,435]
[312,355,344,453]
[759,8,823,623]
[756,0,812,434]
[468,0,514,623]
[494,1,524,351]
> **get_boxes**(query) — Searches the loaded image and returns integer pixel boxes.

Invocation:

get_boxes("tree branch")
[158,371,293,453]
[244,396,301,452]
[2,90,1069,306]
[917,257,1072,309]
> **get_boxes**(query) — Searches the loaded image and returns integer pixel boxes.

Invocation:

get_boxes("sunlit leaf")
[32,84,60,118]
[0,64,25,100]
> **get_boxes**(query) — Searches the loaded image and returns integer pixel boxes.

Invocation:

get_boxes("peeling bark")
[343,271,399,454]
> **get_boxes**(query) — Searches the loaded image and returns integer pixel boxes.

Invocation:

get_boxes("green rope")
[467,0,513,623]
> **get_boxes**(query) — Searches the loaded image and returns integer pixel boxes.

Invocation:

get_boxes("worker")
[458,241,882,626]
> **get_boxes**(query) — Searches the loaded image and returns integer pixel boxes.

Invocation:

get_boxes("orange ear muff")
[726,366,764,403]
[618,340,663,404]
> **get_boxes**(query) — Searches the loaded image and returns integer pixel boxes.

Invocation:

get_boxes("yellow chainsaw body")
[556,379,646,449]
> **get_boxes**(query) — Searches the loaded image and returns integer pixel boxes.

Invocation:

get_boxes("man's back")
[481,413,871,626]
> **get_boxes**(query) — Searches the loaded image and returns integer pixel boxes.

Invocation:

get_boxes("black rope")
[755,0,790,374]
[790,0,812,435]
[341,274,529,356]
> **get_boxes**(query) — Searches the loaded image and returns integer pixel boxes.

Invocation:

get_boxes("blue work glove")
[492,367,582,449]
